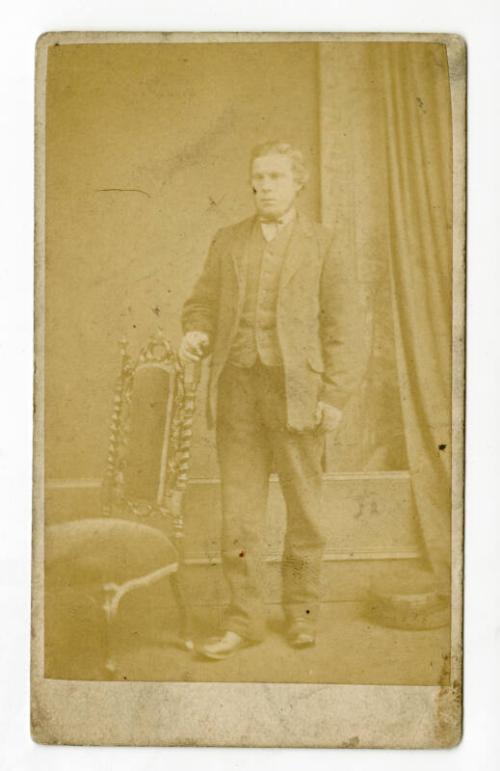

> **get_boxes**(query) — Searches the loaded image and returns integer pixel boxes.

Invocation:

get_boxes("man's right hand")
[179,331,210,363]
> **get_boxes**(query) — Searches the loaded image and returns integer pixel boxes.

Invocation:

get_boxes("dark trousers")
[215,361,326,641]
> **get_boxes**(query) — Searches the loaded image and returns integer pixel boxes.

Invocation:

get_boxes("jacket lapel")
[230,216,256,291]
[279,212,316,291]
[226,212,316,297]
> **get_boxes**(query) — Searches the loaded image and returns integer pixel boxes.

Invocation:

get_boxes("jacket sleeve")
[319,235,368,410]
[181,230,222,339]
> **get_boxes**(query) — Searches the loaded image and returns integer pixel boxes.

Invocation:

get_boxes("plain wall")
[44,42,321,479]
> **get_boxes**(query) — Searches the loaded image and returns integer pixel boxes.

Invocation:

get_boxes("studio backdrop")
[44,41,453,596]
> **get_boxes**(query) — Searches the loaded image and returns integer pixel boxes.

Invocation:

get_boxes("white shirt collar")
[259,206,297,241]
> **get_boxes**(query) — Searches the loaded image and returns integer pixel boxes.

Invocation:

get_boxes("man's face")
[251,153,301,221]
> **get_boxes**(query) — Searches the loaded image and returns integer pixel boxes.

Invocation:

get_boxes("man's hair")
[250,141,310,189]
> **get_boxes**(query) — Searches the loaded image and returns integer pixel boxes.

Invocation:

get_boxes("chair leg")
[170,569,194,650]
[102,588,119,679]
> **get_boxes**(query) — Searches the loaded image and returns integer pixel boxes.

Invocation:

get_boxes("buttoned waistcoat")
[182,212,366,431]
[228,215,293,368]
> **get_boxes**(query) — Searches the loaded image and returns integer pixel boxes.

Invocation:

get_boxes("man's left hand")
[314,401,343,433]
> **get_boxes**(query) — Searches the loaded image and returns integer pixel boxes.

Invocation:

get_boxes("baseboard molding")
[183,551,419,565]
[44,472,421,564]
[47,470,412,489]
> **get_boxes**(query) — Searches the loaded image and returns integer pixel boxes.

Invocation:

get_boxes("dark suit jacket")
[182,212,366,431]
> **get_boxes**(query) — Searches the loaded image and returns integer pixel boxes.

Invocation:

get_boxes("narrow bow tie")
[259,217,284,225]
[260,219,283,242]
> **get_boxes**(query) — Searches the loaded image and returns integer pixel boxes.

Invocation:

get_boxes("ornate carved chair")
[45,331,199,678]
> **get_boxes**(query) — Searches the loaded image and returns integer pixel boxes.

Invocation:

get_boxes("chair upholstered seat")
[44,336,199,677]
[45,518,178,587]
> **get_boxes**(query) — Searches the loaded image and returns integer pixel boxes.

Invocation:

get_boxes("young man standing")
[180,141,364,659]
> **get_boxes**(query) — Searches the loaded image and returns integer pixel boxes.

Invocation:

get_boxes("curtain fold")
[382,43,452,595]
[319,42,453,594]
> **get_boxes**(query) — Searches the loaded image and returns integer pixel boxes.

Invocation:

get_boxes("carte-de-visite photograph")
[32,32,465,748]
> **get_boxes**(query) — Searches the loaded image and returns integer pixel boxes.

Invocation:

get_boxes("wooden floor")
[45,572,451,685]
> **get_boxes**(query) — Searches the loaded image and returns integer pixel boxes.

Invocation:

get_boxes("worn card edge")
[30,30,466,749]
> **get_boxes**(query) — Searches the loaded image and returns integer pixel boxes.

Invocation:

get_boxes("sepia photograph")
[32,31,465,747]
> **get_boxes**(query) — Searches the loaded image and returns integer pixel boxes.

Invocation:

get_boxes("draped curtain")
[319,42,453,595]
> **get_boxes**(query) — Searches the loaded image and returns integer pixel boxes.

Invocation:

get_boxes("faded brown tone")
[32,32,465,749]
[319,42,453,595]
[44,42,320,480]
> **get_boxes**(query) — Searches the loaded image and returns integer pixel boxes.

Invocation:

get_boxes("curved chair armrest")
[102,560,179,620]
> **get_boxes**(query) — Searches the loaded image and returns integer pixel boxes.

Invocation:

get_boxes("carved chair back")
[102,330,199,547]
